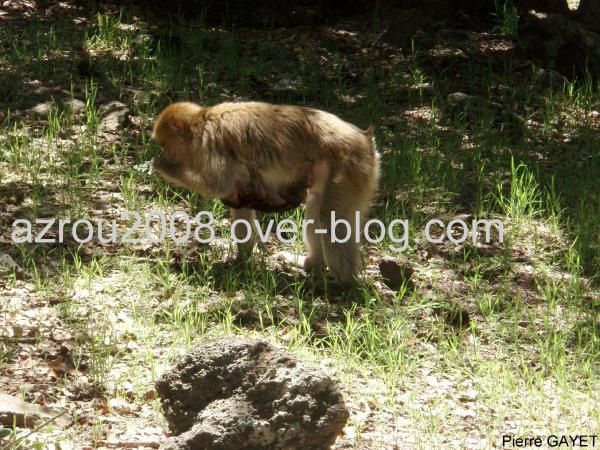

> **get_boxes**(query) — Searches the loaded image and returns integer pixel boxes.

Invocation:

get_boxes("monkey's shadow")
[169,255,371,336]
[172,252,358,302]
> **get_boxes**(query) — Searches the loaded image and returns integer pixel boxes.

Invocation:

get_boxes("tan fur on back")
[190,102,375,196]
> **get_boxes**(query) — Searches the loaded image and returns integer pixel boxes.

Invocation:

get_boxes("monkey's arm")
[153,151,237,199]
[197,147,239,197]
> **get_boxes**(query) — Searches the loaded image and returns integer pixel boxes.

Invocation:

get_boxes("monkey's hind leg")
[302,187,327,271]
[319,179,373,288]
[230,208,258,261]
[273,188,326,275]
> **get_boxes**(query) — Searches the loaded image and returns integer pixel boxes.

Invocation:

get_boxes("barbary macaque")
[152,101,379,287]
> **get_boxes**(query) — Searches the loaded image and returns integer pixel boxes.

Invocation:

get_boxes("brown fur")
[152,101,380,286]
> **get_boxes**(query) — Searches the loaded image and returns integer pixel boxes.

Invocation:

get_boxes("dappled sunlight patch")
[84,13,136,61]
[403,105,435,124]
[429,45,467,59]
[476,37,517,56]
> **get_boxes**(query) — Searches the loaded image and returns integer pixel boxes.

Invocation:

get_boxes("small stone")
[0,393,70,428]
[445,307,470,328]
[433,305,471,328]
[99,101,130,134]
[458,389,478,403]
[447,92,474,104]
[27,101,54,118]
[64,98,86,115]
[456,407,476,419]
[108,398,134,415]
[379,257,414,291]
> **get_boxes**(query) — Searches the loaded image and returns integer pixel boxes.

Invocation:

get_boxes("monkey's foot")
[274,251,307,269]
[274,252,329,278]
[302,255,327,272]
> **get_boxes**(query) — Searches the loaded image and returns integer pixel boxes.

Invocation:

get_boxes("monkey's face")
[151,101,203,162]
[152,154,185,186]
[151,107,198,189]
[153,141,223,203]
[153,150,215,199]
[151,139,205,194]
[152,116,193,159]
[151,126,187,184]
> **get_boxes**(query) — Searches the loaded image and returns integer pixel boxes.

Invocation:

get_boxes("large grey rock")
[520,10,600,79]
[64,98,86,115]
[156,337,349,450]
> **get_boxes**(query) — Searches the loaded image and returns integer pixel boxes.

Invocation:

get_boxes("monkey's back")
[203,102,377,175]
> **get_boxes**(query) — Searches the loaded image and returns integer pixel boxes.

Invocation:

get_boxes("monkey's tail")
[364,125,379,157]
[368,126,381,202]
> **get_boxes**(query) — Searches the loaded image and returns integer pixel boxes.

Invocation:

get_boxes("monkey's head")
[151,102,204,190]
